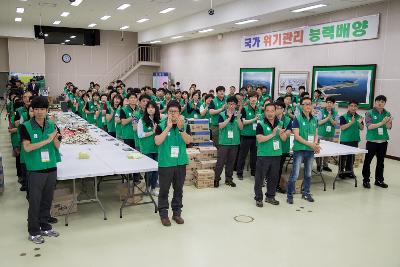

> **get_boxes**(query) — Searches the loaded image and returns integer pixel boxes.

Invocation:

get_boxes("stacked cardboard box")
[188,119,212,146]
[194,169,214,189]
[280,171,304,194]
[186,148,201,186]
[185,145,218,187]
[51,187,77,217]
[116,182,146,204]
[187,118,209,132]
[328,153,364,168]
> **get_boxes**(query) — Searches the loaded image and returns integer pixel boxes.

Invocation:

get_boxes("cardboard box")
[191,131,210,143]
[279,174,304,194]
[116,182,146,204]
[192,141,214,147]
[187,160,201,171]
[184,179,194,186]
[199,159,217,170]
[186,148,200,161]
[194,179,214,189]
[195,169,214,180]
[51,188,77,217]
[198,146,218,159]
[187,119,210,132]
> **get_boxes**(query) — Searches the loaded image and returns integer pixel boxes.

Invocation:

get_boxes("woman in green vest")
[154,100,191,227]
[180,91,190,118]
[214,96,243,188]
[20,96,61,244]
[200,93,213,125]
[84,92,99,124]
[79,93,89,120]
[115,97,128,140]
[138,101,161,196]
[95,94,108,131]
[186,90,201,119]
[106,94,123,138]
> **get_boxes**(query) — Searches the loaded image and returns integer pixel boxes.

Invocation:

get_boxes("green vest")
[201,103,211,124]
[366,109,390,141]
[241,105,260,136]
[218,112,240,146]
[10,115,20,149]
[16,106,29,124]
[187,100,201,119]
[86,101,96,124]
[120,105,137,140]
[138,118,157,155]
[210,96,227,126]
[340,112,361,142]
[107,105,118,133]
[157,119,189,167]
[96,102,108,129]
[77,98,86,119]
[23,119,60,171]
[318,108,337,138]
[256,119,283,157]
[280,114,292,153]
[293,113,318,151]
[115,107,123,139]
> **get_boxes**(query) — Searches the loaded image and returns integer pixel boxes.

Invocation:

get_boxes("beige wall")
[124,65,159,89]
[160,0,400,158]
[0,38,9,72]
[8,38,45,74]
[45,30,138,96]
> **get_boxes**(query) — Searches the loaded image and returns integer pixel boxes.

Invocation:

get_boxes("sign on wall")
[153,72,170,89]
[241,14,380,51]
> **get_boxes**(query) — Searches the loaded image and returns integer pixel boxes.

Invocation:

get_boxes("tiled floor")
[1,111,399,267]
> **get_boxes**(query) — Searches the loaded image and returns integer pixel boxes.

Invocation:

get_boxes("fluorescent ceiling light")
[291,4,327,13]
[235,19,259,25]
[65,40,70,42]
[44,34,49,37]
[88,23,96,27]
[100,15,111,20]
[150,40,161,44]
[15,17,22,22]
[16,8,24,13]
[53,20,61,25]
[120,25,129,30]
[199,28,214,33]
[71,0,83,6]
[60,12,70,17]
[117,4,131,10]
[136,18,149,23]
[171,35,183,39]
[159,7,175,14]
[70,35,76,38]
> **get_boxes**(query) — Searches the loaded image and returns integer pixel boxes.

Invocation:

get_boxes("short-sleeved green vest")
[120,105,138,140]
[218,112,240,146]
[86,101,96,124]
[23,119,60,171]
[115,107,123,139]
[340,112,361,142]
[10,115,20,149]
[157,119,189,168]
[366,109,390,141]
[138,118,157,155]
[318,108,337,138]
[256,119,283,157]
[241,105,261,136]
[210,96,227,126]
[293,113,318,151]
[280,114,292,153]
[107,104,118,133]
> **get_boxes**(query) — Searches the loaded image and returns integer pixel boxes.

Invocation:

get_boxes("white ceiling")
[0,0,386,43]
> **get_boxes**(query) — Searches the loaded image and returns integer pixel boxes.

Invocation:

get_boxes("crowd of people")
[4,79,393,242]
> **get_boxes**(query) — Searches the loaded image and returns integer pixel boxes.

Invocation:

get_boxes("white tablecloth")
[315,140,368,158]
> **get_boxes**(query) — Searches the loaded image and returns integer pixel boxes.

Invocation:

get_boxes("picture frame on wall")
[240,68,275,99]
[278,71,309,96]
[311,64,377,109]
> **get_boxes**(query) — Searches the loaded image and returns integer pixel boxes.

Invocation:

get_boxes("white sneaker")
[150,188,159,197]
[41,229,60,237]
[28,235,45,244]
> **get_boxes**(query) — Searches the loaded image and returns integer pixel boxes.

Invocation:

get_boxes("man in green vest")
[20,96,61,244]
[214,96,243,188]
[362,95,392,189]
[155,100,191,227]
[287,97,320,204]
[316,96,339,172]
[209,86,227,148]
[120,92,139,148]
[339,100,364,179]
[236,91,260,179]
[254,103,288,207]
[283,94,295,120]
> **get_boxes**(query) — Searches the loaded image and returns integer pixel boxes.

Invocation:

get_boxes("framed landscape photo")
[311,64,377,109]
[240,68,275,99]
[278,71,309,96]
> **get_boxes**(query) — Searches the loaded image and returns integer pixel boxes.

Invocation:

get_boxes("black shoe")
[20,186,27,192]
[251,172,256,177]
[225,181,236,187]
[256,200,263,207]
[237,174,243,180]
[347,173,356,179]
[48,217,58,224]
[374,181,388,188]
[317,166,322,173]
[265,197,279,205]
[339,173,347,179]
[322,166,332,172]
[287,198,294,204]
[214,180,220,188]
[276,187,286,194]
[363,181,371,189]
[302,194,315,202]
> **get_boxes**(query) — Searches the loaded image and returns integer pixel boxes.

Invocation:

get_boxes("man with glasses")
[287,97,320,204]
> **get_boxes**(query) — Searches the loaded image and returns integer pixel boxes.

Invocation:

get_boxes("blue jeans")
[145,153,159,189]
[287,150,314,199]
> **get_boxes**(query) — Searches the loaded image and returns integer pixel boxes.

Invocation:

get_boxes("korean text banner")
[241,14,379,51]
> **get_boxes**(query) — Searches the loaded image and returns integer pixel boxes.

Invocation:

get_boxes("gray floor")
[1,114,400,267]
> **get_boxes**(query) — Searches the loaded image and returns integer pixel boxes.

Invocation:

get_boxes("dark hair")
[201,93,207,98]
[31,96,49,109]
[165,90,172,96]
[112,94,123,108]
[226,96,238,104]
[13,98,24,111]
[176,82,180,86]
[204,94,214,101]
[314,89,322,95]
[264,103,276,110]
[157,88,165,93]
[107,85,114,90]
[191,90,201,99]
[182,91,189,97]
[92,92,100,98]
[116,85,122,90]
[275,101,286,109]
[167,100,181,112]
[94,83,100,87]
[143,101,161,128]
[216,86,225,93]
[81,93,89,100]
[175,90,182,95]
[248,91,258,99]
[299,86,306,91]
[126,92,137,99]
[284,94,292,99]
[286,85,293,89]
[300,92,310,98]
[139,94,151,102]
[126,87,134,93]
[348,100,359,106]
[108,90,117,101]
[100,94,108,99]
[300,97,312,105]
[276,96,284,103]
[325,96,336,103]
[375,95,387,102]
[132,88,141,95]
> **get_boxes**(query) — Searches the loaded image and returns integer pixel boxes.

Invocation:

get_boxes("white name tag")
[41,150,50,163]
[378,128,384,135]
[102,116,105,123]
[290,134,294,150]
[252,123,257,131]
[171,146,179,158]
[308,135,314,143]
[33,134,38,139]
[228,130,234,139]
[273,140,280,151]
[194,114,198,118]
[326,125,331,132]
